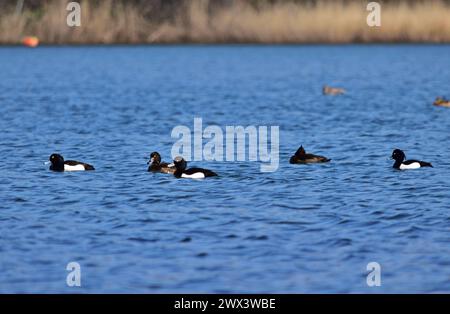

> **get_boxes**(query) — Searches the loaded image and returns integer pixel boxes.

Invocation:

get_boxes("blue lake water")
[0,45,449,293]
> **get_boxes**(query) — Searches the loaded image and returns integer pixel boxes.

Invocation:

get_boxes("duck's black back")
[404,160,433,167]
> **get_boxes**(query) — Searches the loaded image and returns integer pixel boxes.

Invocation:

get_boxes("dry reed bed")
[0,0,449,44]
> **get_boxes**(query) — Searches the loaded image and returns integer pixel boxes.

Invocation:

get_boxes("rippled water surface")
[0,45,449,293]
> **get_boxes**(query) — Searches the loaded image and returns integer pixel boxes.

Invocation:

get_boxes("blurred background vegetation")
[0,0,449,44]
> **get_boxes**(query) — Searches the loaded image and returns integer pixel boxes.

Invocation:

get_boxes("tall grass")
[0,0,449,44]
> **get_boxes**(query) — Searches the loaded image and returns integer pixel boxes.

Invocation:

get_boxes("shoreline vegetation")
[1,0,449,45]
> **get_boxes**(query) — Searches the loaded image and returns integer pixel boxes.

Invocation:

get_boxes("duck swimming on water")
[323,85,345,95]
[147,152,175,174]
[289,146,331,164]
[391,149,432,170]
[433,97,450,107]
[47,153,95,172]
[170,156,218,179]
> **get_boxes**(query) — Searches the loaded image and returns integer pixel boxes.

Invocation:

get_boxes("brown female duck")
[289,146,331,164]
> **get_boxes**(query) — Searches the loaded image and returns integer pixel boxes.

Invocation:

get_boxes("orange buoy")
[23,36,39,48]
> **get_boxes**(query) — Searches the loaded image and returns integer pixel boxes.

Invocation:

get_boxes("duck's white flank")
[399,162,421,170]
[181,172,205,179]
[64,164,86,171]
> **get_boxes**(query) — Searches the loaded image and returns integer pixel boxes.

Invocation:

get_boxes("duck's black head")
[173,156,187,171]
[50,153,64,164]
[49,153,65,171]
[391,149,405,162]
[148,152,161,164]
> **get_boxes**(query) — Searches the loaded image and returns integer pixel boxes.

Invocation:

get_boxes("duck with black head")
[47,153,95,172]
[391,149,432,170]
[170,156,217,179]
[147,152,175,174]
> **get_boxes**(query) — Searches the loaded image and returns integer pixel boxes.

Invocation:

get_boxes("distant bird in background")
[323,85,345,95]
[433,97,450,107]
